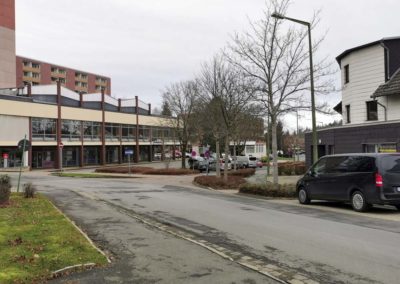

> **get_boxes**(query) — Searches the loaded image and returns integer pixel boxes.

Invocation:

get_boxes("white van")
[232,156,251,168]
[248,156,258,168]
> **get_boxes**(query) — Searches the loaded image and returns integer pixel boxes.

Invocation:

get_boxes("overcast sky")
[15,0,400,130]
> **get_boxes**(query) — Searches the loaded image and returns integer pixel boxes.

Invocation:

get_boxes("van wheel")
[298,187,310,204]
[351,191,371,212]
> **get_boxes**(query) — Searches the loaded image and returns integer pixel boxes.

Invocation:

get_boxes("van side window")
[325,156,348,173]
[343,156,375,172]
[313,158,327,174]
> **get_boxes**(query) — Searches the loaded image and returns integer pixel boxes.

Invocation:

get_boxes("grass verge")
[52,172,136,178]
[96,166,199,175]
[0,193,108,283]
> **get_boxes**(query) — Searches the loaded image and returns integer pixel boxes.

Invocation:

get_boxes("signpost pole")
[17,134,27,193]
[128,154,131,176]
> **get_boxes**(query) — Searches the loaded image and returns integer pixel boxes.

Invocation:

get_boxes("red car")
[174,150,182,158]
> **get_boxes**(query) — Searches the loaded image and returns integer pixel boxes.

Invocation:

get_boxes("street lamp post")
[271,12,318,164]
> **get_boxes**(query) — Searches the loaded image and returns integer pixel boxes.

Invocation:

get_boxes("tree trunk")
[223,135,229,182]
[181,142,187,169]
[266,117,270,178]
[271,118,279,187]
[216,138,221,178]
[233,141,237,171]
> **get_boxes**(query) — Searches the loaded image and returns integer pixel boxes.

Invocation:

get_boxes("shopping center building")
[0,0,179,170]
[0,83,178,169]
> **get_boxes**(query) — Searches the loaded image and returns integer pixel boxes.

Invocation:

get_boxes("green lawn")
[0,194,108,283]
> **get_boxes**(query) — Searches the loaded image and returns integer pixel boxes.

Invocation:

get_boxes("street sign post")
[125,149,134,176]
[17,135,29,193]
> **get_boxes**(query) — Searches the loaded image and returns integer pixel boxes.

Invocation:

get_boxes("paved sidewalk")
[45,187,275,284]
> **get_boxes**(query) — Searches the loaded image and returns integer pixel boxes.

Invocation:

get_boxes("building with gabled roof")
[305,37,400,166]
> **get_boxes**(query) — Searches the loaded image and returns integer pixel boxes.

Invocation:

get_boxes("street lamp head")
[271,12,285,19]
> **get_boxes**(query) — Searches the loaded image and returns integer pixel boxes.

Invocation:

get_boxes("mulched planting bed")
[96,166,199,175]
[194,175,246,190]
[144,168,199,175]
[228,168,256,177]
[239,183,297,198]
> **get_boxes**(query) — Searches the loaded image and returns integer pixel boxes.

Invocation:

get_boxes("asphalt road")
[9,171,400,284]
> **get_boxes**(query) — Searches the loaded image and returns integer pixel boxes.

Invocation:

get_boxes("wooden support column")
[119,124,122,164]
[135,96,139,163]
[79,92,83,107]
[27,84,32,169]
[27,83,32,97]
[56,81,62,170]
[80,122,84,167]
[101,88,106,165]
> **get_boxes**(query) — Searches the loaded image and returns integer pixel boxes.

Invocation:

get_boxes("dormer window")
[344,64,350,84]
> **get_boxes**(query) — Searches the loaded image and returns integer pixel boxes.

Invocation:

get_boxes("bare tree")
[199,54,256,181]
[162,80,200,169]
[227,0,333,186]
[232,111,265,163]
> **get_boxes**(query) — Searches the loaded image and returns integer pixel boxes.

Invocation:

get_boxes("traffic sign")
[59,142,64,149]
[2,153,9,159]
[17,139,30,151]
[191,150,196,157]
[125,149,134,155]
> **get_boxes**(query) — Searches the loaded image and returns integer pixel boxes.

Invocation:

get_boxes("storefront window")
[32,118,57,140]
[363,143,397,153]
[152,127,163,143]
[61,120,81,140]
[83,121,101,141]
[105,123,120,141]
[106,146,119,163]
[32,149,55,169]
[121,125,136,141]
[83,147,100,165]
[62,147,80,167]
[139,126,150,142]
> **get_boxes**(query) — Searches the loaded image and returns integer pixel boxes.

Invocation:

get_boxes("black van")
[296,153,400,212]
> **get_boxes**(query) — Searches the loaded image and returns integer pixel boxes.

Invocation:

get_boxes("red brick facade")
[16,56,111,95]
[0,0,15,30]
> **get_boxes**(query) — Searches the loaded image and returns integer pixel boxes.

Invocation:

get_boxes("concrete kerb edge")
[71,189,291,284]
[48,199,112,265]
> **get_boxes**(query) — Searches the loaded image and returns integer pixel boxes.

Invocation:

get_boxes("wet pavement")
[7,170,400,284]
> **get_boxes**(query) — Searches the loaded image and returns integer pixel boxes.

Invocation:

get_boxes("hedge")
[239,183,297,198]
[278,162,307,176]
[229,168,256,177]
[194,175,246,190]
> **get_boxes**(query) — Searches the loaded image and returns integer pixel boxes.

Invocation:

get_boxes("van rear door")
[379,155,400,199]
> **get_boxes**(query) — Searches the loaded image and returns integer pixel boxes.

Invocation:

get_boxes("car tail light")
[375,173,383,187]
